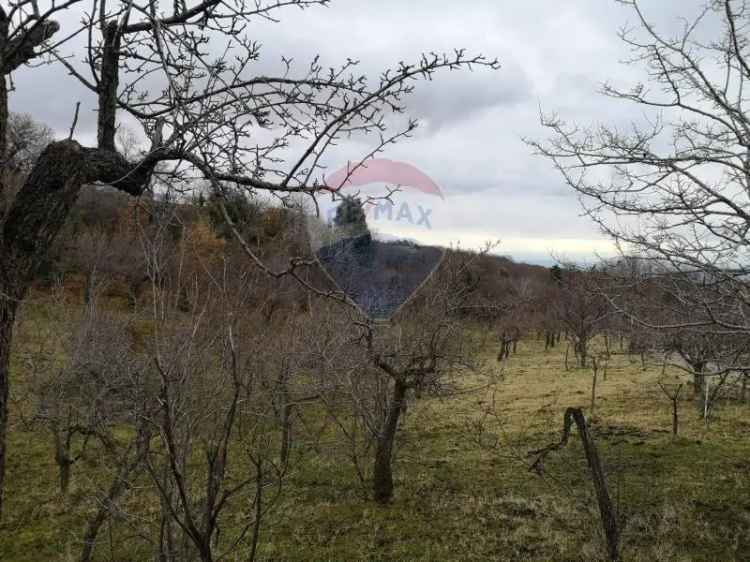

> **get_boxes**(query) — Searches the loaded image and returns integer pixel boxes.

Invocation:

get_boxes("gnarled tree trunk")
[0,141,89,517]
[373,379,407,504]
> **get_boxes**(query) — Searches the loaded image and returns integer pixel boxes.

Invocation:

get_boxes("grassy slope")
[1,298,749,561]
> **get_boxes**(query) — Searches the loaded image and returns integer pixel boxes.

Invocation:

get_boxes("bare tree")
[28,290,144,497]
[319,249,488,504]
[607,262,747,409]
[0,1,498,515]
[1,112,53,213]
[132,247,303,562]
[529,1,750,375]
[657,380,684,441]
[555,265,610,368]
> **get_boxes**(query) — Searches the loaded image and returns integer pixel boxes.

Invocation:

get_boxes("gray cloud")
[407,61,532,132]
[6,1,717,264]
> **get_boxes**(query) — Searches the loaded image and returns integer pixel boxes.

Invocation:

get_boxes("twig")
[68,101,80,140]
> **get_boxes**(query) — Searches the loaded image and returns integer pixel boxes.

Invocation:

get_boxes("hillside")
[2,306,748,561]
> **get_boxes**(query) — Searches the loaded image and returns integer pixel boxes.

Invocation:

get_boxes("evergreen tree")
[334,196,368,233]
[330,195,372,262]
[207,191,261,240]
[550,264,563,285]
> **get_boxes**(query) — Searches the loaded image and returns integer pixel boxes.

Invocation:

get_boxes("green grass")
[2,299,750,561]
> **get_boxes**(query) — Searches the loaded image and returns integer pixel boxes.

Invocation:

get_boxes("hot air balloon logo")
[307,159,446,320]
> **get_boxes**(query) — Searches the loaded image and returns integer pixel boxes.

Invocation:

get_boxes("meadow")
[1,293,748,562]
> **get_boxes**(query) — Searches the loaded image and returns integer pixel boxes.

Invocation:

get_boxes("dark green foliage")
[550,264,563,285]
[333,196,369,237]
[207,190,262,240]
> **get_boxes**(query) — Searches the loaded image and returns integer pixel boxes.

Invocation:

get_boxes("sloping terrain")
[2,301,749,561]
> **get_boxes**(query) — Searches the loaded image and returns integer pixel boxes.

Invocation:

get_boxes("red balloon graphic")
[324,159,444,199]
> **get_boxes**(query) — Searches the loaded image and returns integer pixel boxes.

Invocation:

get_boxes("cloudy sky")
[9,1,711,265]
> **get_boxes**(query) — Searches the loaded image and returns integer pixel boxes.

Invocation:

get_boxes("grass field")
[1,296,749,561]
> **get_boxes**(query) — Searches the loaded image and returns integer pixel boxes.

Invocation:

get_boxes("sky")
[8,1,713,266]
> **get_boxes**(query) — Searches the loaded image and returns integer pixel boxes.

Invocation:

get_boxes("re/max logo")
[326,201,433,229]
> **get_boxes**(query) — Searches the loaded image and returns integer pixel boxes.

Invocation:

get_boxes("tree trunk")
[197,541,213,562]
[84,269,97,305]
[0,299,16,519]
[590,362,598,419]
[158,506,174,562]
[79,427,149,562]
[373,380,407,504]
[53,427,72,496]
[580,341,587,368]
[79,461,132,562]
[127,284,138,311]
[248,459,263,562]
[0,72,8,206]
[0,142,89,519]
[280,402,293,469]
[693,371,705,401]
[703,376,710,424]
[59,459,71,496]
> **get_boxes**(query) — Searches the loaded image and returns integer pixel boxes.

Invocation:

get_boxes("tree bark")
[579,340,588,368]
[742,373,747,403]
[693,373,704,397]
[373,380,407,504]
[53,428,73,496]
[280,402,293,469]
[0,16,9,195]
[158,461,177,562]
[0,142,88,517]
[0,74,7,203]
[657,382,682,442]
[98,22,121,152]
[590,361,598,418]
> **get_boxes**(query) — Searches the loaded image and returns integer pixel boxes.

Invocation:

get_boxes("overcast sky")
[9,1,711,265]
